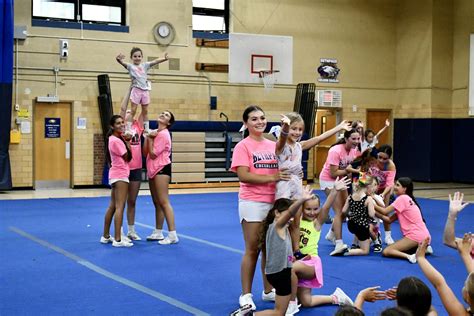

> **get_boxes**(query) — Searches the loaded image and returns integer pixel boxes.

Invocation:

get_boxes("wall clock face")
[158,24,170,38]
[153,22,175,46]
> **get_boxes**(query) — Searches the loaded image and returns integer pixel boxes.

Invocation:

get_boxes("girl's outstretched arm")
[455,233,474,274]
[374,119,390,138]
[416,238,467,316]
[317,177,351,225]
[443,192,469,249]
[275,114,290,155]
[354,286,386,311]
[374,203,395,216]
[300,120,351,150]
[149,53,169,67]
[116,53,129,69]
[275,185,314,228]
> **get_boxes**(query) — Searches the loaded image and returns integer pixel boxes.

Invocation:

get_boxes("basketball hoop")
[258,70,280,92]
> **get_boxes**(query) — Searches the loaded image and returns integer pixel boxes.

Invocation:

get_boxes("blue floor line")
[9,226,210,316]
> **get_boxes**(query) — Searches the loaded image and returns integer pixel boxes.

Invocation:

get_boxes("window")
[32,0,126,26]
[192,0,229,36]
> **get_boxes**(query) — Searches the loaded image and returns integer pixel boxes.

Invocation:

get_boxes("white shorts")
[109,178,129,185]
[238,199,273,223]
[319,179,335,190]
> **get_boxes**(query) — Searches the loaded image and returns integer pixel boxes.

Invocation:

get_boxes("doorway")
[313,108,340,178]
[366,109,392,146]
[34,102,72,189]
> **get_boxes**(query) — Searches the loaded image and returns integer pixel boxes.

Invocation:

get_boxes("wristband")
[280,130,289,136]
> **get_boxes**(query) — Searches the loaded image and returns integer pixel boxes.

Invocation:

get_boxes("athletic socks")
[143,121,150,131]
[168,230,177,240]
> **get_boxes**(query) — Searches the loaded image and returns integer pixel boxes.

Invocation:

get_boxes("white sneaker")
[121,234,132,243]
[127,231,142,241]
[158,236,179,245]
[330,243,348,256]
[426,245,434,255]
[325,230,336,245]
[332,287,354,306]
[261,289,275,301]
[112,239,134,247]
[407,254,417,264]
[239,293,256,311]
[385,235,395,245]
[147,231,165,241]
[100,235,114,244]
[285,300,300,315]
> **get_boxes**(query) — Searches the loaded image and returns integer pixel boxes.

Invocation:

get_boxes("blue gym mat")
[0,191,472,315]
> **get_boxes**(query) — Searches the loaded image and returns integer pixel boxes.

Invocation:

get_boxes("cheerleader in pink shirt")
[374,177,431,264]
[319,128,361,256]
[100,115,133,247]
[144,110,178,245]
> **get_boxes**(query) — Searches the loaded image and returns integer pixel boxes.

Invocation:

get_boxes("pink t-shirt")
[369,166,396,189]
[146,129,171,179]
[319,144,360,182]
[392,194,431,243]
[231,137,278,204]
[108,135,130,179]
[128,120,144,170]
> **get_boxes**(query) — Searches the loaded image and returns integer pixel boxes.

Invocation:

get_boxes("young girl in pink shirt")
[374,177,431,263]
[319,129,361,256]
[101,115,133,248]
[144,110,178,245]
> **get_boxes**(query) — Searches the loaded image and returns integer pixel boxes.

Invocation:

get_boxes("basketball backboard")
[229,33,293,85]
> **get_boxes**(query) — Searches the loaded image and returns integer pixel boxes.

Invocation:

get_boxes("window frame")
[31,0,126,26]
[192,0,230,38]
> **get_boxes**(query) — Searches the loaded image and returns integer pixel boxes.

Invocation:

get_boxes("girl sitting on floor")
[374,177,432,263]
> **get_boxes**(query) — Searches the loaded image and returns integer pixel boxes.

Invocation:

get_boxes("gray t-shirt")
[265,223,293,274]
[127,62,152,90]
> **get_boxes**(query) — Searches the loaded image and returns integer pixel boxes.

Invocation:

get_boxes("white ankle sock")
[168,231,177,239]
[128,225,135,233]
[144,121,150,130]
[335,239,343,246]
[385,231,392,238]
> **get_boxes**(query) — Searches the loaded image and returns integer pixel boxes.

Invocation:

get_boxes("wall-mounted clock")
[153,22,175,46]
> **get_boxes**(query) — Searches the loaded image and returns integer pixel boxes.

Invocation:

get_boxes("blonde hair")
[352,174,374,192]
[465,272,474,307]
[285,112,304,126]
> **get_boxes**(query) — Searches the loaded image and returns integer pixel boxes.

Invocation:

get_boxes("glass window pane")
[33,0,74,20]
[82,4,121,23]
[192,15,225,31]
[192,0,224,10]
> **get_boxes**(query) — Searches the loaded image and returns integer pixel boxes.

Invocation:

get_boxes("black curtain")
[0,0,13,189]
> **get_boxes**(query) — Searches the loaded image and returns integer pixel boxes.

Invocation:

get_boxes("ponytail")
[398,177,426,222]
[259,198,293,249]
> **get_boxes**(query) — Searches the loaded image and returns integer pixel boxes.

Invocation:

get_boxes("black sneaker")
[230,304,253,316]
[294,250,306,260]
[373,244,382,253]
[350,243,360,249]
[324,215,333,224]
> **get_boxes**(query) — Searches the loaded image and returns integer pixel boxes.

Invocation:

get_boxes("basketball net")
[258,70,279,92]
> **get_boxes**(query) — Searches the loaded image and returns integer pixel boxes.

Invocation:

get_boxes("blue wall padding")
[452,119,474,182]
[394,118,473,183]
